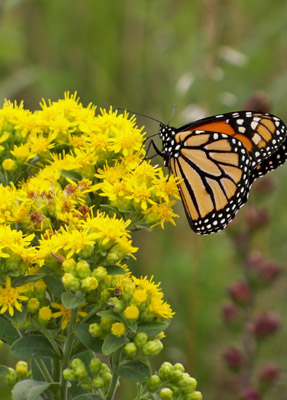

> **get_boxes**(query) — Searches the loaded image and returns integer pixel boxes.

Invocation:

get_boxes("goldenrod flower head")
[0,276,28,316]
[2,158,17,171]
[38,306,52,321]
[0,93,177,349]
[111,322,126,337]
[133,289,148,304]
[124,304,139,321]
[51,302,87,330]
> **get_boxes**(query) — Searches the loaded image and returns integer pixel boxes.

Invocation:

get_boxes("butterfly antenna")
[115,108,163,125]
[167,104,177,126]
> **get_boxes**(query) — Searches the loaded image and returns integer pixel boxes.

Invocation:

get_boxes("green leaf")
[0,316,20,344]
[43,273,65,298]
[126,320,137,333]
[13,273,46,287]
[72,394,101,400]
[104,264,127,275]
[73,323,102,353]
[116,360,151,382]
[12,379,55,400]
[102,334,128,356]
[6,307,27,326]
[61,292,85,309]
[97,310,123,321]
[138,321,170,336]
[0,365,10,376]
[61,169,82,181]
[31,359,52,381]
[11,335,57,358]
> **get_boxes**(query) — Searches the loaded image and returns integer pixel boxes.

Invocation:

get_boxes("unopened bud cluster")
[62,259,108,293]
[124,331,164,358]
[145,362,202,400]
[63,357,112,393]
[5,361,31,386]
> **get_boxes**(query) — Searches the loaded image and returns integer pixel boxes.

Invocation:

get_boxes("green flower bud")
[179,374,197,390]
[5,368,16,386]
[101,289,111,303]
[89,322,102,337]
[100,364,111,375]
[71,358,84,369]
[90,357,102,376]
[106,248,122,263]
[111,297,124,313]
[92,266,107,281]
[81,276,98,292]
[15,361,29,379]
[0,340,3,349]
[101,371,112,386]
[134,332,148,349]
[173,363,185,372]
[63,368,76,381]
[147,375,161,392]
[92,376,104,388]
[122,282,135,302]
[76,260,91,278]
[62,259,76,273]
[170,368,183,383]
[27,298,40,313]
[62,273,80,291]
[79,244,94,258]
[158,362,172,380]
[124,342,137,357]
[75,366,88,380]
[160,387,173,399]
[142,339,163,356]
[185,391,203,400]
[81,382,93,391]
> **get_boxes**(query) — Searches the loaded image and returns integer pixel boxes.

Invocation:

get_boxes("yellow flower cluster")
[0,92,177,327]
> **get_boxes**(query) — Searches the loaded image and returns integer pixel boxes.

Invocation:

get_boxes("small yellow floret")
[111,322,126,337]
[124,305,139,320]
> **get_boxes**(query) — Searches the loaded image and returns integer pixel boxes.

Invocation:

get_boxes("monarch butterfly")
[149,111,287,234]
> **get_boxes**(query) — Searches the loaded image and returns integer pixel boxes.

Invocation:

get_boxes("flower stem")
[60,308,78,400]
[106,350,121,400]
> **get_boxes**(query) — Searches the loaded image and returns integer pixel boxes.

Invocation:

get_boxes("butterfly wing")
[170,131,252,234]
[251,137,287,182]
[178,111,287,168]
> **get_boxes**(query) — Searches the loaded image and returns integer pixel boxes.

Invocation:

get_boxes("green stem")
[60,308,78,400]
[44,329,62,359]
[81,304,102,323]
[53,357,61,383]
[106,370,119,400]
[106,350,121,400]
[53,358,62,400]
[34,359,53,382]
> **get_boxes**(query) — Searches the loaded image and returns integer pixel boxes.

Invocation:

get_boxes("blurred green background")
[0,0,286,399]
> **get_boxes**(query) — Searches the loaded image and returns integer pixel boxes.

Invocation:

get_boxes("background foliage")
[0,0,286,399]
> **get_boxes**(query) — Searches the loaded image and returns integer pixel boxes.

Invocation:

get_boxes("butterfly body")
[157,111,287,234]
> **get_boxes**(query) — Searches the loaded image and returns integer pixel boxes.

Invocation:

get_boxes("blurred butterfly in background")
[147,111,287,234]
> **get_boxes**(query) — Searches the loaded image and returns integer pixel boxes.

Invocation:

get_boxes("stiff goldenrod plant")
[0,93,202,400]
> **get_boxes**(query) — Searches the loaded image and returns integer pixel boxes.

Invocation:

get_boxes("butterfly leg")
[143,139,163,160]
